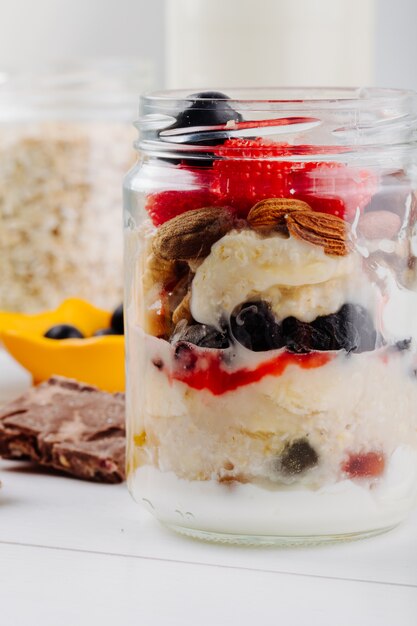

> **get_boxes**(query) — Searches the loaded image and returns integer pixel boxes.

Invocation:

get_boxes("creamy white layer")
[190,229,368,327]
[130,446,417,536]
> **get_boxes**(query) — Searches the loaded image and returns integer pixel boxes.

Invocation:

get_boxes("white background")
[0,0,415,90]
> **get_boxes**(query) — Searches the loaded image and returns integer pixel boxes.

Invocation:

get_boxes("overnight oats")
[124,89,417,544]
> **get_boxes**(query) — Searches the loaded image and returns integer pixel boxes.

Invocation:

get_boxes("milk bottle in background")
[165,0,376,88]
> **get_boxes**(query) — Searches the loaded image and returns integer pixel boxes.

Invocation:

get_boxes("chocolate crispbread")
[0,377,125,483]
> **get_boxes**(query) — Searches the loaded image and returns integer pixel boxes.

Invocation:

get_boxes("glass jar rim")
[141,86,417,111]
[138,86,417,160]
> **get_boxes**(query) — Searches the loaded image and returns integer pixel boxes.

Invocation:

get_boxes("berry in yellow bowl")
[0,299,124,392]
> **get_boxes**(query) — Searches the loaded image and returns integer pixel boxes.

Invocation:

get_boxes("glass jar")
[124,88,417,545]
[0,59,153,312]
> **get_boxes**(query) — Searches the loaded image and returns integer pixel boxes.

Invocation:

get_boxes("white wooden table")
[0,459,416,626]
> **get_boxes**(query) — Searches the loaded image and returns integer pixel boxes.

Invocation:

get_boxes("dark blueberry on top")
[162,91,243,166]
[280,439,319,475]
[231,301,284,352]
[94,328,118,337]
[44,324,84,340]
[171,322,229,350]
[170,91,243,146]
[110,304,124,335]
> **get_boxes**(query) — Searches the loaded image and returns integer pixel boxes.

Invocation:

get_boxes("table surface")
[0,459,416,626]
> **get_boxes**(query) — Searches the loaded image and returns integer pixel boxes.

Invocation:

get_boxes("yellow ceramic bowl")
[0,299,124,392]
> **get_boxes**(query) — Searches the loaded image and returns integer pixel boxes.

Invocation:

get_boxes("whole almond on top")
[357,210,402,240]
[287,211,351,256]
[247,197,312,230]
[153,206,234,261]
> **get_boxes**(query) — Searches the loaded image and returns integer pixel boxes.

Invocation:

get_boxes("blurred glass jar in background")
[0,59,152,312]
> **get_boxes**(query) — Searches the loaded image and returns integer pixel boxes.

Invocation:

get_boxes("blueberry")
[163,91,243,166]
[281,317,317,353]
[281,439,319,475]
[110,305,124,335]
[171,91,242,146]
[282,314,342,353]
[171,322,229,349]
[282,304,378,354]
[330,304,377,353]
[231,301,284,352]
[44,324,84,340]
[311,312,352,352]
[393,338,412,351]
[94,328,118,337]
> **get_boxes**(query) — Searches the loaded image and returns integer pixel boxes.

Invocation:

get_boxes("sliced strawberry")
[302,196,347,219]
[213,139,377,221]
[145,188,217,227]
[342,451,385,479]
[214,138,294,159]
[146,139,377,225]
[212,139,297,216]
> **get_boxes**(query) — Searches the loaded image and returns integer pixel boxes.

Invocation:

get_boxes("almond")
[247,198,312,230]
[143,253,178,291]
[358,210,401,240]
[153,206,235,261]
[287,211,351,256]
[172,292,192,325]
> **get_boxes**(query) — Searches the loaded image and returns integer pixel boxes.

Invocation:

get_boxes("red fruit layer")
[213,139,376,220]
[212,139,297,216]
[170,348,333,396]
[342,451,385,479]
[145,188,217,227]
[146,139,377,225]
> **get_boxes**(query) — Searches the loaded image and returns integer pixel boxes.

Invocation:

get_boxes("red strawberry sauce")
[170,349,333,396]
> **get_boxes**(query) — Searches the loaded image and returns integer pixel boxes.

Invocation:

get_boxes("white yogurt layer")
[190,229,367,327]
[128,326,417,484]
[131,446,417,536]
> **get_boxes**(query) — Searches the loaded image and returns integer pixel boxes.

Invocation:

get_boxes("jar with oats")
[124,88,417,545]
[0,59,152,312]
